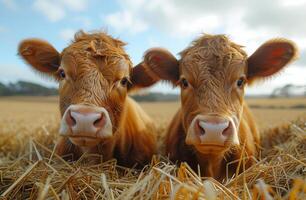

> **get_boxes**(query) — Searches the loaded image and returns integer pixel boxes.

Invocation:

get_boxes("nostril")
[93,113,106,128]
[93,117,101,126]
[66,110,76,126]
[69,112,76,125]
[222,122,232,136]
[197,120,206,135]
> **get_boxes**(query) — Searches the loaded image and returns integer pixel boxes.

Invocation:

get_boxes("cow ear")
[247,39,297,82]
[18,39,60,78]
[128,48,179,91]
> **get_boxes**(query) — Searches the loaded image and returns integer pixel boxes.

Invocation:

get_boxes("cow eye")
[180,78,189,89]
[237,77,246,88]
[120,77,129,87]
[59,69,66,79]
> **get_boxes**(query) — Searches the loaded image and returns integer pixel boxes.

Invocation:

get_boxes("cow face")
[18,31,155,148]
[141,35,297,154]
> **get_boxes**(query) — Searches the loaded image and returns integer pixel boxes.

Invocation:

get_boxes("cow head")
[18,31,158,148]
[140,35,297,155]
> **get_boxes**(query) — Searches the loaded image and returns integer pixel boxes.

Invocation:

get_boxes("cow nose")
[195,116,234,145]
[66,109,106,132]
[60,105,113,140]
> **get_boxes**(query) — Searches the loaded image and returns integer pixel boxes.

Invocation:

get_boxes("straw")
[0,118,305,199]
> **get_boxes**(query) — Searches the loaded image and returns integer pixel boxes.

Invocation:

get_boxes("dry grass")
[0,97,306,199]
[246,97,306,108]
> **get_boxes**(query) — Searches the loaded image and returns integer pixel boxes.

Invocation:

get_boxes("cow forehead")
[180,34,247,57]
[179,34,247,76]
[60,51,131,79]
[60,32,132,78]
[180,35,247,63]
[180,51,246,84]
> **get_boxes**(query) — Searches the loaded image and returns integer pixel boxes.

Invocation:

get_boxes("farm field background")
[1,96,306,131]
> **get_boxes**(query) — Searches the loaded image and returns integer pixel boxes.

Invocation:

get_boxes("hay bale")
[0,118,305,199]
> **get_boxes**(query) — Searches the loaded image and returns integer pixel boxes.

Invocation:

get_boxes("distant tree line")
[131,92,179,102]
[1,80,304,99]
[0,81,58,96]
[0,80,179,101]
[271,84,306,98]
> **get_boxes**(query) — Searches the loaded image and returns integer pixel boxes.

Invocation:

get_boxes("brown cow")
[138,34,297,180]
[18,31,159,167]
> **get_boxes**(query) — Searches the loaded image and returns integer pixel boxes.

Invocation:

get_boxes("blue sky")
[1,0,306,95]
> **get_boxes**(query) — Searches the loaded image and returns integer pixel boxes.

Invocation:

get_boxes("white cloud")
[174,15,220,37]
[60,0,87,11]
[33,0,88,22]
[243,1,306,38]
[102,0,306,94]
[280,0,306,7]
[1,0,18,10]
[59,28,76,41]
[104,0,238,37]
[104,10,148,34]
[105,0,306,63]
[33,0,66,22]
[105,0,306,40]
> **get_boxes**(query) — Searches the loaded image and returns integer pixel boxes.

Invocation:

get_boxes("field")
[1,96,306,130]
[0,96,306,199]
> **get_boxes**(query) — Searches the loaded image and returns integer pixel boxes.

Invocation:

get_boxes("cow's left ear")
[18,39,60,78]
[128,48,179,91]
[247,39,298,82]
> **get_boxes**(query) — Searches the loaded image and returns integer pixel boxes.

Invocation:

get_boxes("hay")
[0,118,305,199]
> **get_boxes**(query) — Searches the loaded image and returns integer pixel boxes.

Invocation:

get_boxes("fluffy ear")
[18,39,60,77]
[247,39,297,81]
[128,48,179,91]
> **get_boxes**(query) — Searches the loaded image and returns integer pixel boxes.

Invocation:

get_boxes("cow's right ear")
[18,39,60,78]
[128,48,179,91]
